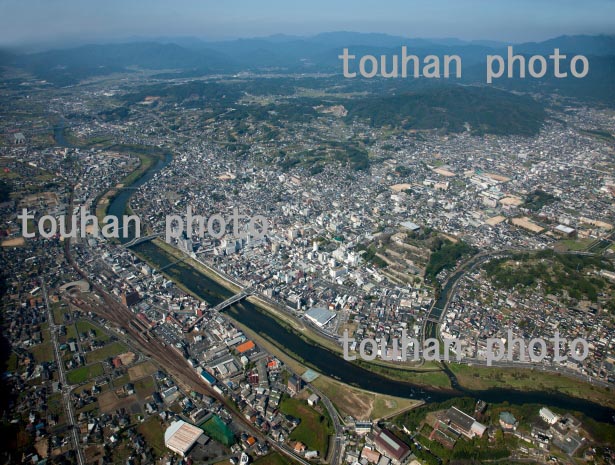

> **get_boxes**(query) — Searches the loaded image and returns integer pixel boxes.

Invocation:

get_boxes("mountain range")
[1,32,613,104]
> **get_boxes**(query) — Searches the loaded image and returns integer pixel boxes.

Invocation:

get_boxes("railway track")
[64,238,312,465]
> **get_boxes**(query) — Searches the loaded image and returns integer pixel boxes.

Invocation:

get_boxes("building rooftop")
[374,428,410,462]
[400,221,420,231]
[164,420,204,456]
[305,307,336,327]
[446,407,475,432]
[499,411,517,425]
[236,340,256,353]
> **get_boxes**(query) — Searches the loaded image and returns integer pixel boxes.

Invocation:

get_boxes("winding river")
[57,124,615,423]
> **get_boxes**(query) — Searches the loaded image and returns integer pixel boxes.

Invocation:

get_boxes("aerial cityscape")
[1,1,615,465]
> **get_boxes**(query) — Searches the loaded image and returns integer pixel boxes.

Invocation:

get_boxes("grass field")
[98,390,138,413]
[134,376,156,398]
[554,238,594,252]
[47,392,65,417]
[52,303,69,325]
[67,363,104,384]
[138,416,166,456]
[86,341,127,363]
[112,373,131,388]
[76,320,110,342]
[29,342,55,363]
[450,363,615,409]
[353,359,451,388]
[199,415,235,446]
[311,375,422,420]
[66,323,77,341]
[279,396,332,457]
[128,360,157,381]
[7,353,18,371]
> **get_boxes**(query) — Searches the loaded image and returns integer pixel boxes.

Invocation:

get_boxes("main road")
[306,381,344,465]
[63,224,336,465]
[42,280,85,465]
[421,246,602,344]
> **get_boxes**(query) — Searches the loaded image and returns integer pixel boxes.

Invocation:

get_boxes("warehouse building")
[164,420,205,457]
[305,307,336,327]
[539,407,560,425]
[442,407,487,439]
[373,427,411,465]
[554,224,577,238]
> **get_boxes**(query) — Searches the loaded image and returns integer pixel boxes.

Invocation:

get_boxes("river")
[59,123,615,423]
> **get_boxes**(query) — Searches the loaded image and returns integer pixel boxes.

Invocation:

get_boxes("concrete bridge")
[213,290,252,311]
[123,233,161,248]
[184,288,253,332]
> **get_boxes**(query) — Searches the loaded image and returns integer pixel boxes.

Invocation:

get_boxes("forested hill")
[345,86,546,136]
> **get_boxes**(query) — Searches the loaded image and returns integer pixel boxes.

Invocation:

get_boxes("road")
[63,229,320,465]
[421,246,614,388]
[42,280,86,465]
[306,381,344,465]
[421,246,608,344]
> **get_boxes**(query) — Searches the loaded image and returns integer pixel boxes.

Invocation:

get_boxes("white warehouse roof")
[164,420,203,456]
[305,307,337,327]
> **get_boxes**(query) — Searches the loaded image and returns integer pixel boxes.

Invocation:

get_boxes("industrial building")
[164,420,205,457]
[304,307,336,327]
[442,407,487,439]
[539,407,560,425]
[554,224,577,238]
[373,427,411,465]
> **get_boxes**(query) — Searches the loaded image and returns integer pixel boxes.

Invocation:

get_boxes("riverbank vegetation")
[449,363,615,409]
[425,238,476,281]
[94,144,166,223]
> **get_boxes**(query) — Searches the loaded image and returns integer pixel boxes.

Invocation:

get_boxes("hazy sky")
[1,0,614,48]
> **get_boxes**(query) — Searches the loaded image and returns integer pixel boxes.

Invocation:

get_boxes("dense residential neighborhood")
[2,21,615,465]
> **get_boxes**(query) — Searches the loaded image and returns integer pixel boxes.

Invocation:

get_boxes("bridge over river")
[183,288,253,332]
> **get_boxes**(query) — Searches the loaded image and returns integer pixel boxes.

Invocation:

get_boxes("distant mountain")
[515,34,615,56]
[198,32,501,75]
[461,52,615,105]
[0,50,16,66]
[0,42,235,85]
[1,32,613,105]
[21,42,231,70]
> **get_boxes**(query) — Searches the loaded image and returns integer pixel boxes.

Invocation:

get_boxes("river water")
[58,124,615,423]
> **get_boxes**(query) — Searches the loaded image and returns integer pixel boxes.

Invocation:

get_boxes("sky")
[0,0,614,49]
